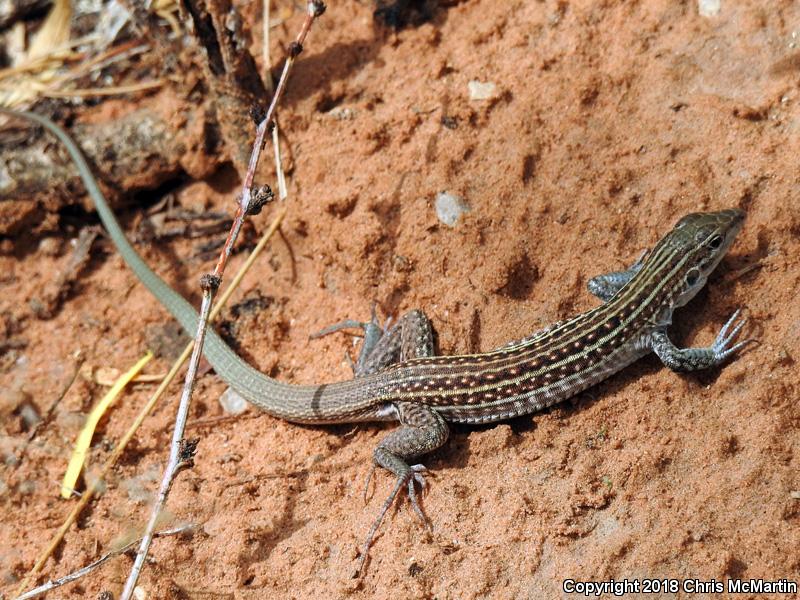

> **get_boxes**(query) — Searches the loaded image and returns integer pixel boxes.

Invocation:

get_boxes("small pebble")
[327,106,356,120]
[698,0,721,17]
[435,192,470,227]
[56,410,87,433]
[468,80,497,100]
[18,401,41,430]
[219,387,248,415]
[38,237,62,256]
[219,452,242,464]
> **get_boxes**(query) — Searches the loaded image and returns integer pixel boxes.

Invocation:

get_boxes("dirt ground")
[2,0,799,598]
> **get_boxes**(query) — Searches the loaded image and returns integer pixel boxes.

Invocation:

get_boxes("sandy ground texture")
[2,0,800,598]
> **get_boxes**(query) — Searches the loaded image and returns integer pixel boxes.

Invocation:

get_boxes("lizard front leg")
[587,251,647,302]
[650,309,753,372]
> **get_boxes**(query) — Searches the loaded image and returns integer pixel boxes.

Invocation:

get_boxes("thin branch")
[119,3,325,597]
[119,277,215,600]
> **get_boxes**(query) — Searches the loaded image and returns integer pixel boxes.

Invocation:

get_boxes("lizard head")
[660,208,745,309]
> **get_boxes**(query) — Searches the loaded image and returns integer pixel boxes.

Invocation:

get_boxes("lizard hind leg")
[357,401,449,576]
[311,306,435,377]
[309,302,388,376]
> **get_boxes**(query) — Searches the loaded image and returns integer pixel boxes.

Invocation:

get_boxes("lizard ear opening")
[685,268,700,287]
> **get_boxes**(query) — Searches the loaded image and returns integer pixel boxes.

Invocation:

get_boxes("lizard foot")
[711,308,757,363]
[355,464,428,577]
[309,302,390,376]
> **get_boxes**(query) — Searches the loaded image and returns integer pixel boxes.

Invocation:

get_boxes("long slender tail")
[1,108,373,423]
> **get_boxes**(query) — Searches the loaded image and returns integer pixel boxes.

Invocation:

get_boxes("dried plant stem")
[13,208,286,599]
[271,125,288,199]
[120,3,324,596]
[263,0,288,199]
[241,0,324,210]
[42,80,164,98]
[119,278,215,600]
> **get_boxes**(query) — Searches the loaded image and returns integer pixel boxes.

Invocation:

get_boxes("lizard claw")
[712,309,757,362]
[362,464,377,504]
[407,464,429,527]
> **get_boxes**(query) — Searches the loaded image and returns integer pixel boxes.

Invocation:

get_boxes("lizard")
[1,108,754,572]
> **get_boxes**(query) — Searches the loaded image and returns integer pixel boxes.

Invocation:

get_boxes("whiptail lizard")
[2,108,753,573]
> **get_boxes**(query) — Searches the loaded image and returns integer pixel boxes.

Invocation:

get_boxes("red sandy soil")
[2,0,799,598]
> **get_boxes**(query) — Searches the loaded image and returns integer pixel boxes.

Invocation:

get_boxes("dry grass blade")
[0,0,72,106]
[42,80,165,98]
[26,0,71,59]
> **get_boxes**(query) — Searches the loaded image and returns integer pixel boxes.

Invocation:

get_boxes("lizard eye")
[708,234,723,249]
[685,268,700,287]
